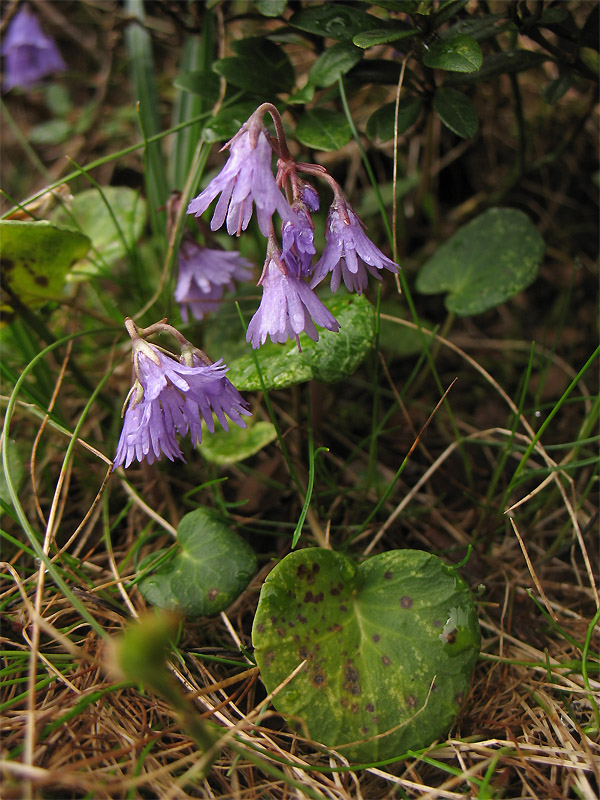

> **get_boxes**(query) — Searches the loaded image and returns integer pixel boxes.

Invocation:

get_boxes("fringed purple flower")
[175,239,253,322]
[114,332,251,469]
[246,258,339,349]
[310,202,399,295]
[187,125,293,237]
[2,5,66,91]
[281,209,315,278]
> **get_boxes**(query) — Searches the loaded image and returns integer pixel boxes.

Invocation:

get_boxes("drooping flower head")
[310,198,399,295]
[281,208,316,279]
[113,319,251,469]
[2,5,66,91]
[246,253,339,350]
[175,237,253,322]
[187,116,293,237]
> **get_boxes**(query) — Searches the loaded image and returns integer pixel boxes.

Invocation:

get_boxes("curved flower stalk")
[175,238,253,322]
[246,255,339,349]
[113,319,251,469]
[310,200,399,295]
[2,5,66,91]
[187,120,293,236]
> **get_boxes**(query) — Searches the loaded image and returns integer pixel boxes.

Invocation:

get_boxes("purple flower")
[301,182,320,212]
[114,341,250,469]
[281,209,315,278]
[175,239,253,322]
[246,259,339,349]
[2,5,66,91]
[187,126,293,237]
[310,203,399,295]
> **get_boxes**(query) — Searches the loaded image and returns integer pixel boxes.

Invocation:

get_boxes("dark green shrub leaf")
[173,70,220,104]
[416,208,545,315]
[0,221,90,309]
[423,34,483,73]
[433,87,478,138]
[138,508,257,617]
[199,421,278,465]
[253,548,480,761]
[352,26,418,49]
[431,0,469,28]
[447,50,548,84]
[202,102,258,142]
[255,0,287,17]
[444,14,515,41]
[309,43,363,88]
[53,187,147,274]
[214,38,294,96]
[295,110,352,151]
[289,4,376,41]
[366,97,423,141]
[229,293,376,391]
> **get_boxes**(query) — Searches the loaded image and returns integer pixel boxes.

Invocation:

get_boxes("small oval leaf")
[353,26,418,49]
[289,5,377,41]
[416,208,545,315]
[423,34,483,73]
[295,110,352,151]
[138,508,257,617]
[308,42,363,88]
[366,97,423,141]
[433,87,479,138]
[253,548,480,761]
[229,293,376,391]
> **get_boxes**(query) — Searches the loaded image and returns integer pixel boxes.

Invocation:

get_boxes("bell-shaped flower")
[310,201,399,295]
[2,5,66,91]
[187,125,293,237]
[246,257,339,349]
[113,333,250,469]
[281,209,315,278]
[175,238,253,322]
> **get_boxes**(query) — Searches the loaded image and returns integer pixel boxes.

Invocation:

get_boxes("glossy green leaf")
[214,38,294,96]
[202,102,258,143]
[0,221,90,308]
[444,14,516,41]
[433,87,478,138]
[173,70,220,104]
[423,34,482,73]
[416,208,545,315]
[229,293,376,391]
[255,0,287,16]
[295,110,352,151]
[289,4,377,41]
[446,50,548,84]
[366,97,422,141]
[199,421,278,466]
[253,548,480,761]
[431,0,469,28]
[52,187,147,274]
[309,43,363,87]
[138,508,257,617]
[353,26,418,49]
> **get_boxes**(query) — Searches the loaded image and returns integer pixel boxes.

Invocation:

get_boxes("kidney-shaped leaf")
[0,220,90,307]
[199,421,278,466]
[416,208,545,315]
[229,293,375,391]
[423,34,483,73]
[138,508,257,617]
[253,548,480,762]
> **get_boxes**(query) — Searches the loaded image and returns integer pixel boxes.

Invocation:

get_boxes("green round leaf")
[253,549,480,761]
[255,0,287,17]
[416,208,545,315]
[52,187,147,274]
[433,87,478,138]
[366,98,422,141]
[295,110,352,151]
[353,26,418,49]
[199,421,278,466]
[138,508,257,617]
[214,38,294,96]
[308,43,363,88]
[423,34,483,73]
[229,293,376,391]
[289,5,377,41]
[0,220,90,309]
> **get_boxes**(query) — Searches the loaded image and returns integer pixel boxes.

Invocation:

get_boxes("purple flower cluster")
[114,330,250,469]
[186,105,399,350]
[2,5,65,91]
